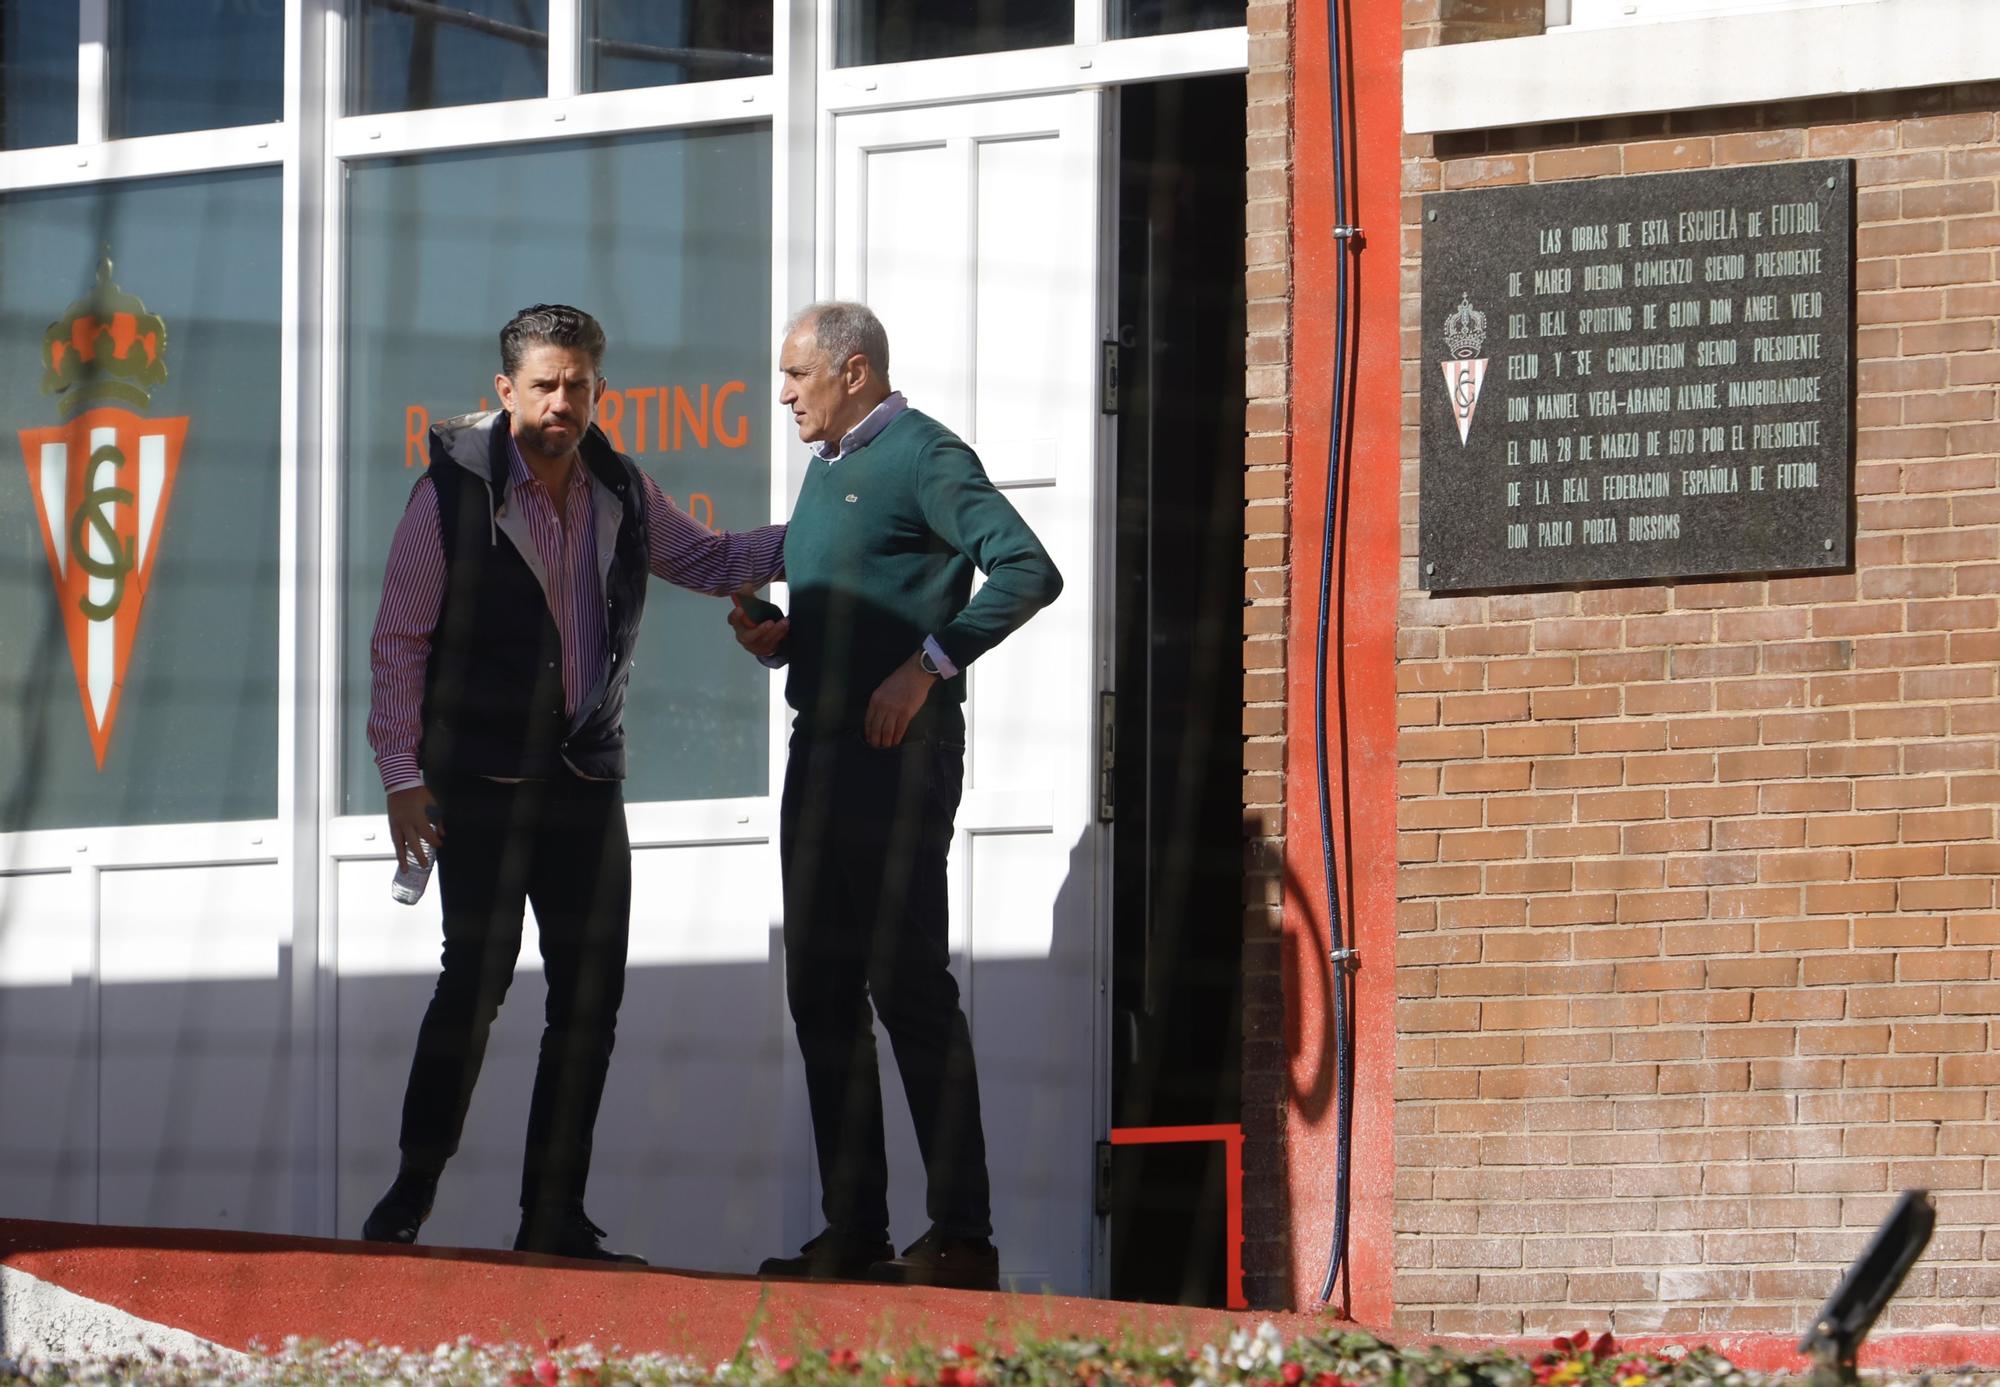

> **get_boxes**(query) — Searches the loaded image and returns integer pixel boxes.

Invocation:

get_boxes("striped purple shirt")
[369,432,786,791]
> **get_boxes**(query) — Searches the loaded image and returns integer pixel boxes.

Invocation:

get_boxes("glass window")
[836,0,1070,67]
[0,0,78,150]
[0,169,283,831]
[584,1,771,92]
[340,126,773,813]
[109,0,284,137]
[1114,0,1243,38]
[349,0,547,115]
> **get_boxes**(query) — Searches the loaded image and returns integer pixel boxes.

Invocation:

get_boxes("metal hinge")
[1100,340,1120,414]
[1097,691,1115,822]
[1093,1140,1114,1216]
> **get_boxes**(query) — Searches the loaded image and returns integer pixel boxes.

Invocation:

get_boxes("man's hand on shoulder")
[728,591,790,658]
[865,652,938,749]
[387,785,442,872]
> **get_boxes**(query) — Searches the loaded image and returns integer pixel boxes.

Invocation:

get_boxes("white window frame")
[1411,0,2000,133]
[0,0,1247,1240]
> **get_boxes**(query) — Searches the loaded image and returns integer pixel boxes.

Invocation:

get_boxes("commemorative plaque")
[1418,160,1853,592]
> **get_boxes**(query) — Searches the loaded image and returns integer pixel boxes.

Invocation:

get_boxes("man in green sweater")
[732,301,1062,1291]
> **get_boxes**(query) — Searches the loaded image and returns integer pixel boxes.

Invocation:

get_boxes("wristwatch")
[918,647,942,677]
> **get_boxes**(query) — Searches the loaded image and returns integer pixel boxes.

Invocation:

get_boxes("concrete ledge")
[1,1264,240,1363]
[1406,0,2000,133]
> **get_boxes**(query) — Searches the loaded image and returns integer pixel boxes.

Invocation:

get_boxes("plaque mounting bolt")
[1826,176,1835,188]
[1425,562,1436,575]
[1824,538,1834,551]
[1426,209,1437,222]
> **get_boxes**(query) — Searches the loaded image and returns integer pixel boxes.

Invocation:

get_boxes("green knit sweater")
[780,408,1063,740]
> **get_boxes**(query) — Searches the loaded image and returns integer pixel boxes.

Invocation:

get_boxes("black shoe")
[511,1204,648,1265]
[361,1168,437,1244]
[758,1228,895,1280]
[868,1226,1000,1291]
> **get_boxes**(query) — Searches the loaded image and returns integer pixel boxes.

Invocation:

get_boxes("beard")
[518,416,580,460]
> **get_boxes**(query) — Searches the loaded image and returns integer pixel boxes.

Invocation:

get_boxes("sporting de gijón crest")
[16,254,188,768]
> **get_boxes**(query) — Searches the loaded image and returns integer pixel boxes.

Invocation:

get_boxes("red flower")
[1283,1364,1306,1385]
[1592,1334,1617,1362]
[953,1343,978,1360]
[775,1357,799,1374]
[533,1360,559,1387]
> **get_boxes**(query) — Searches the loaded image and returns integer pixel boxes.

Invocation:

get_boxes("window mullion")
[78,0,110,143]
[549,0,583,98]
[1077,0,1108,46]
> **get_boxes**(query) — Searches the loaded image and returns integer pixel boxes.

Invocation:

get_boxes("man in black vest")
[361,305,786,1261]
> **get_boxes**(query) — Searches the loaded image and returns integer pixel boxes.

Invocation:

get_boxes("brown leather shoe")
[868,1226,1000,1291]
[759,1228,895,1280]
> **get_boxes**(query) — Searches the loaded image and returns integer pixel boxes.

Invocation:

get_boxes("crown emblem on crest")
[40,251,170,418]
[1442,293,1486,360]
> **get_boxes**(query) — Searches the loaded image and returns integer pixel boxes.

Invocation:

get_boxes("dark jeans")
[397,772,630,1212]
[780,732,993,1242]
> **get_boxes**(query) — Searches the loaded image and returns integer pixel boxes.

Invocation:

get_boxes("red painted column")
[1283,0,1404,1324]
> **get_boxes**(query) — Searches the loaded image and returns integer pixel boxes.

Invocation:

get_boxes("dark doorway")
[1107,73,1248,1308]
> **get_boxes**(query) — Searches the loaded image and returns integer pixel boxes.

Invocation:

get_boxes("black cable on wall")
[1315,0,1363,1309]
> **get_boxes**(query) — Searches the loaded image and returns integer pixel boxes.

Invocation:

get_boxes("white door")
[828,91,1106,1294]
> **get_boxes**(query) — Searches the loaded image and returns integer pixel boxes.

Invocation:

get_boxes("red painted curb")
[0,1220,1353,1359]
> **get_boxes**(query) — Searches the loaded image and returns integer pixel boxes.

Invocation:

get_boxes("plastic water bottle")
[391,837,436,905]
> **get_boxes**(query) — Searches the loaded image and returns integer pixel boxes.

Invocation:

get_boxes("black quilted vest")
[419,412,649,782]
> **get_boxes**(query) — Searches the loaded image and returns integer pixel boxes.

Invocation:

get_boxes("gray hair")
[786,300,890,382]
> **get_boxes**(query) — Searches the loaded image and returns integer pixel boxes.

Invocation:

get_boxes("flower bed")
[0,1324,1969,1387]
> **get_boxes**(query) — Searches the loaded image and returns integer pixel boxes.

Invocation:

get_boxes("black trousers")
[780,732,993,1242]
[396,772,630,1212]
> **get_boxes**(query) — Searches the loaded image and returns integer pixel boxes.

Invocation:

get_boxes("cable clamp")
[1329,947,1359,968]
[1331,225,1364,242]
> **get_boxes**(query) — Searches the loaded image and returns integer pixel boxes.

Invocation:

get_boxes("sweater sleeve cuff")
[923,635,960,681]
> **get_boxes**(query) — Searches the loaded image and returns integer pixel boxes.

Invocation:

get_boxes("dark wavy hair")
[499,303,607,378]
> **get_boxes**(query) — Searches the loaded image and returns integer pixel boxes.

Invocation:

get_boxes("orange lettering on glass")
[405,405,430,469]
[395,381,751,462]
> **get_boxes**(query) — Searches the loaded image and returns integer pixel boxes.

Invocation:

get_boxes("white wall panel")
[967,485,1067,795]
[966,829,1093,1288]
[97,862,291,1231]
[971,134,1071,487]
[0,871,93,1222]
[861,143,968,429]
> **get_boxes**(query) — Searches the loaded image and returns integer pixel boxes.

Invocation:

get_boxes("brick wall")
[1395,47,2000,1339]
[1243,0,1296,1311]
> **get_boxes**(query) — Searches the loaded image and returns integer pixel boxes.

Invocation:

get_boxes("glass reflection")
[0,170,283,831]
[340,128,773,811]
[0,0,78,150]
[585,0,772,91]
[836,0,1070,67]
[350,0,547,115]
[111,0,285,137]
[1115,0,1243,38]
